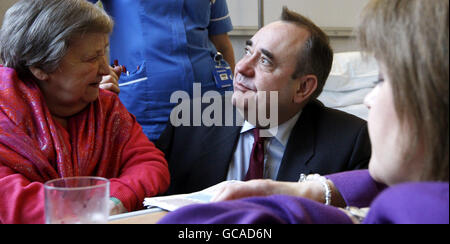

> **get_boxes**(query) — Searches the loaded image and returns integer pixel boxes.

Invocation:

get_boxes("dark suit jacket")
[156,97,371,195]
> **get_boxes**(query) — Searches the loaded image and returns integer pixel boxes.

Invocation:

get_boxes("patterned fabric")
[0,66,170,223]
[0,67,132,181]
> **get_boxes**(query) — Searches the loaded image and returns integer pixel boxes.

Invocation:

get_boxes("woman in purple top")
[159,0,449,224]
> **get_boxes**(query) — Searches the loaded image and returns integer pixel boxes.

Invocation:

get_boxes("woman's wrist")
[298,174,332,205]
[109,197,127,215]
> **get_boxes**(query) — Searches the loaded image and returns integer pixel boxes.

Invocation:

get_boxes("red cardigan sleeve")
[0,121,170,223]
[109,119,170,212]
[0,166,46,224]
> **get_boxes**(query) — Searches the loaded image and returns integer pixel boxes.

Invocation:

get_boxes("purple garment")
[327,170,388,207]
[363,182,449,224]
[159,170,449,224]
[158,194,353,224]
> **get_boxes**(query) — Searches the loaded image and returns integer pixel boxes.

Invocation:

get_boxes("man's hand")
[100,65,122,94]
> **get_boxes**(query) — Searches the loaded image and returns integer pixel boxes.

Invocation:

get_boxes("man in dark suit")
[157,8,371,195]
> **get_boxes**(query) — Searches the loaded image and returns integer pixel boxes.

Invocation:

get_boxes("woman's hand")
[109,198,127,216]
[211,179,317,202]
[211,179,344,206]
[211,179,346,207]
[100,65,122,94]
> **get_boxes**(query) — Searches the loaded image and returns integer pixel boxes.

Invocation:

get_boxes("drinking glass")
[44,176,110,224]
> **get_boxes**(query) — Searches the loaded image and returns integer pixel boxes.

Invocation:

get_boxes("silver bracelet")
[299,173,332,205]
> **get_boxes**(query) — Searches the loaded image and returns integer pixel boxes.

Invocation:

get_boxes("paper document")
[143,180,239,211]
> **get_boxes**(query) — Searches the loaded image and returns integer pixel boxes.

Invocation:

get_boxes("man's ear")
[29,66,49,81]
[292,74,317,104]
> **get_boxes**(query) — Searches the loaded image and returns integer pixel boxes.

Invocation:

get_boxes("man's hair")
[358,0,449,182]
[281,7,333,100]
[0,0,113,77]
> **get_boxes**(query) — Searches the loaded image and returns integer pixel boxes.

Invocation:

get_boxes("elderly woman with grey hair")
[0,0,170,224]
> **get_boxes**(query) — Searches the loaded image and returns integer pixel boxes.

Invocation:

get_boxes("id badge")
[212,52,233,89]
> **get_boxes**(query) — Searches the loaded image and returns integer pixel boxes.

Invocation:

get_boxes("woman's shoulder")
[97,89,134,121]
[0,66,19,84]
[381,182,449,208]
[364,182,449,224]
[97,89,122,108]
[98,88,119,99]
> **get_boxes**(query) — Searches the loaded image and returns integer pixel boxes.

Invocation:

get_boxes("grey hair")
[0,0,113,77]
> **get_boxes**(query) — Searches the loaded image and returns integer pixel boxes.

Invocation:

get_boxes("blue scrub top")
[90,0,233,141]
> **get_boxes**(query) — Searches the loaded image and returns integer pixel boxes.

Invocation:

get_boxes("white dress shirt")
[226,111,302,181]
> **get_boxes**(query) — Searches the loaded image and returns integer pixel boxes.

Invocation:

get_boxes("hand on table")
[211,178,345,207]
[211,179,307,202]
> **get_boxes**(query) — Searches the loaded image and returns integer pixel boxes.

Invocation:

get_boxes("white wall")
[227,0,366,63]
[1,0,361,65]
[227,0,369,29]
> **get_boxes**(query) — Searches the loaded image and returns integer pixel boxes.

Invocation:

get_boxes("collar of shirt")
[240,110,302,147]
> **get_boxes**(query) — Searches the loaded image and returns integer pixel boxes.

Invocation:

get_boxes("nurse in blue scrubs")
[91,0,235,141]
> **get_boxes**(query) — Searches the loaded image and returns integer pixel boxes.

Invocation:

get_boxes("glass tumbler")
[44,176,110,224]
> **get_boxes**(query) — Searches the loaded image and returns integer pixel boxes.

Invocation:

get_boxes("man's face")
[232,21,310,125]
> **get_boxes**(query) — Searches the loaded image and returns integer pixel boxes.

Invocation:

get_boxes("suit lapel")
[189,125,241,188]
[276,103,317,181]
[188,95,243,190]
